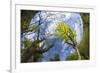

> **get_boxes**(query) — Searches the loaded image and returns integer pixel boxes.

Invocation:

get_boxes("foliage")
[56,22,76,44]
[21,10,89,62]
[31,25,40,31]
[78,13,90,59]
[33,53,44,60]
[21,11,54,62]
[22,39,32,48]
[21,10,38,34]
[66,53,85,60]
[66,13,90,60]
[66,53,78,60]
[56,22,81,60]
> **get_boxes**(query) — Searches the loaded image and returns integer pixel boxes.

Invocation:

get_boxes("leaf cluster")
[56,22,76,44]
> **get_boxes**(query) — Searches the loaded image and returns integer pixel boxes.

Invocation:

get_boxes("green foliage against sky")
[56,22,76,44]
[21,10,90,62]
[67,13,90,60]
[56,22,81,60]
[21,10,38,34]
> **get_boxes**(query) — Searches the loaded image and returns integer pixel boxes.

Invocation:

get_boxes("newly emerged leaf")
[55,22,76,44]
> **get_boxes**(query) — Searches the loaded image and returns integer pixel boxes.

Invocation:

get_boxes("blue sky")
[23,11,83,61]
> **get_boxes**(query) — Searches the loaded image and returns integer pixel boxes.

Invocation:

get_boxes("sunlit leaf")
[55,22,76,43]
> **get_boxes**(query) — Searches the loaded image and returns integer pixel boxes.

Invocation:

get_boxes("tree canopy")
[21,10,89,62]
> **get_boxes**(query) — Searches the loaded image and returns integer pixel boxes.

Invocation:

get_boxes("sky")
[24,11,83,61]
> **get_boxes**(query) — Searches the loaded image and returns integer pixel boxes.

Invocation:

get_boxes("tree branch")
[74,45,81,60]
[21,40,54,63]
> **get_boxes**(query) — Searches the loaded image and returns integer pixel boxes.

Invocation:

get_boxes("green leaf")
[55,22,76,43]
[31,25,40,31]
[34,53,44,59]
[66,53,78,60]
[23,39,32,48]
